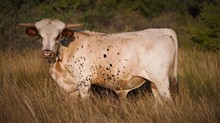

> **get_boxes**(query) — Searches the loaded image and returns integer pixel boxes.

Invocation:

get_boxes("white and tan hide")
[19,18,178,102]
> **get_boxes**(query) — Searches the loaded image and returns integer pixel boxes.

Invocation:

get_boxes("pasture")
[0,47,219,122]
[0,1,219,122]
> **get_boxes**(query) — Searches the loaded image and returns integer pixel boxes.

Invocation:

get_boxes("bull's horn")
[18,23,35,27]
[65,24,82,29]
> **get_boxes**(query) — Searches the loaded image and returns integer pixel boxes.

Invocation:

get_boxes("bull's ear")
[61,29,74,38]
[26,27,39,37]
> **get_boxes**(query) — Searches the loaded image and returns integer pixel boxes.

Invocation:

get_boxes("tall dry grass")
[0,48,219,123]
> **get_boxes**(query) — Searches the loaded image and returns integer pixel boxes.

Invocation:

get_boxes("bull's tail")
[169,30,178,99]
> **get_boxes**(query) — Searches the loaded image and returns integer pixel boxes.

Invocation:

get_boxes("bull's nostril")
[41,50,55,59]
[45,52,52,56]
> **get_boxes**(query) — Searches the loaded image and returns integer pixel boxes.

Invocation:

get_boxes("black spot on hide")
[103,54,107,58]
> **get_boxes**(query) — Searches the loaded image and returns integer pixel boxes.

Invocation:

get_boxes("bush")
[189,4,220,52]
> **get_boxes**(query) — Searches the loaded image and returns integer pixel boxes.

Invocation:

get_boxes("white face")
[37,24,61,52]
[35,19,65,58]
[20,18,80,59]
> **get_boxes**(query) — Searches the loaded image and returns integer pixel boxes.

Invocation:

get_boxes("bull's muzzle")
[41,50,55,59]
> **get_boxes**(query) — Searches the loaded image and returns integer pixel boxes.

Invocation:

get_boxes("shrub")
[189,4,220,52]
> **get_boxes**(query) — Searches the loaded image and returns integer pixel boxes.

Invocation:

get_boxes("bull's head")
[19,18,81,59]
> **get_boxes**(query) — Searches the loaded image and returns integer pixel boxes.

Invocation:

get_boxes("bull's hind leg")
[150,83,162,103]
[154,77,173,101]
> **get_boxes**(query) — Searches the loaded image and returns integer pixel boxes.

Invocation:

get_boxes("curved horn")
[65,24,82,29]
[18,23,35,27]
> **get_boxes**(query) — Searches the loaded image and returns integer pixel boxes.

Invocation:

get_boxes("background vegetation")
[0,0,219,122]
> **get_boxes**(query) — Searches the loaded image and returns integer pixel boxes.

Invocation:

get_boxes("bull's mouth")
[41,50,56,59]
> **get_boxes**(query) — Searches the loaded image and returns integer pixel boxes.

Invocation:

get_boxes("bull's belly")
[92,76,146,92]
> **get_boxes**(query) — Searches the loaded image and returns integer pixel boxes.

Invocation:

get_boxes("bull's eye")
[56,34,61,40]
[26,27,38,37]
[61,29,74,38]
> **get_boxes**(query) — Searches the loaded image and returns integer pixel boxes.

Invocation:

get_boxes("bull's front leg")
[78,80,91,98]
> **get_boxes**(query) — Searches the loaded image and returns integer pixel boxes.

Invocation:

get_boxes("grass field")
[0,47,219,123]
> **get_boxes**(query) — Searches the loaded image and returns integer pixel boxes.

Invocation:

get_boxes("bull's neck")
[56,40,80,63]
[53,32,88,64]
[56,45,67,63]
